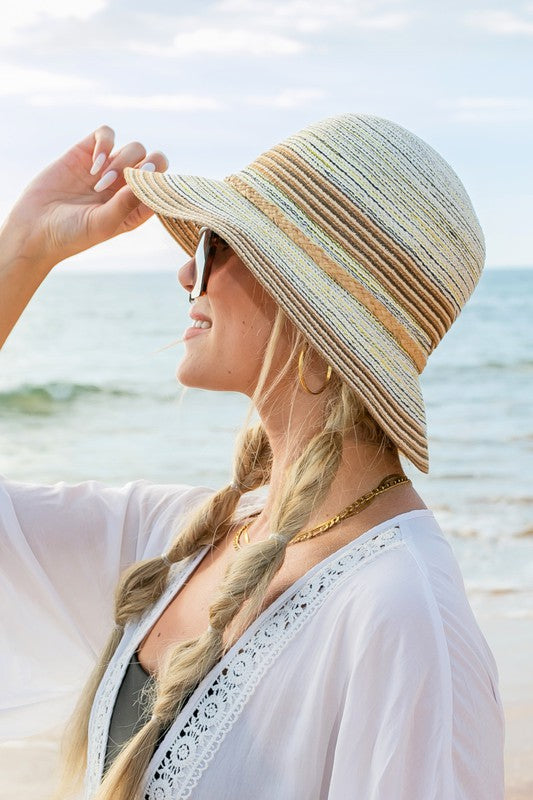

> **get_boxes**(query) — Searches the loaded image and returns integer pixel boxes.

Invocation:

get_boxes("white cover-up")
[0,476,505,799]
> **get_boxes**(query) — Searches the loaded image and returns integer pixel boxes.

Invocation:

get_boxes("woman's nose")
[177,257,195,292]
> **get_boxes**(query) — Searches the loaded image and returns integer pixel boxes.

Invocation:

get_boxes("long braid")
[53,422,271,800]
[90,422,274,800]
[94,383,349,800]
[113,421,272,624]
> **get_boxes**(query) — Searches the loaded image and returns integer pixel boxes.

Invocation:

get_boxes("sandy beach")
[0,610,531,799]
[477,614,533,799]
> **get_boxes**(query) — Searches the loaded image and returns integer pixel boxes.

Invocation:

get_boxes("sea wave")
[480,359,533,371]
[516,526,533,538]
[465,582,523,596]
[510,432,533,442]
[447,522,533,540]
[431,472,496,480]
[0,382,136,415]
[469,495,533,507]
[423,360,533,382]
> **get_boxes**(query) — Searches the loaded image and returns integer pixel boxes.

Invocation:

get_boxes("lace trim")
[85,525,402,799]
[143,526,402,799]
[85,552,206,798]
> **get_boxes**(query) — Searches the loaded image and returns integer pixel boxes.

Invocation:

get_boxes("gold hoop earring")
[298,348,332,395]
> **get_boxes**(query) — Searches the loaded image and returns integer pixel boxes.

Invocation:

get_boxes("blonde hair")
[54,307,396,800]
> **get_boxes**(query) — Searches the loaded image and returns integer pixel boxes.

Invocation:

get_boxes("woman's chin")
[176,362,224,391]
[175,367,207,389]
[175,364,251,394]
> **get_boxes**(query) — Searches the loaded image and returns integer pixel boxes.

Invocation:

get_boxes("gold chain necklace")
[232,473,410,551]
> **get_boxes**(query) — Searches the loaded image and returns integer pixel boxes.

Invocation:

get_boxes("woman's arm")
[0,126,179,737]
[0,477,212,740]
[0,124,168,348]
[0,217,51,349]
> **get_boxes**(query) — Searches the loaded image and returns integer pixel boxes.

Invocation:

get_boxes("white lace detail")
[84,554,204,799]
[84,526,402,799]
[142,526,402,799]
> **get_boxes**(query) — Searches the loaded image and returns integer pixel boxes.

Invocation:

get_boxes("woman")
[0,115,504,799]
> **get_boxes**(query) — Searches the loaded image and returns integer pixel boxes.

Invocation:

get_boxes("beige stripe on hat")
[124,114,485,474]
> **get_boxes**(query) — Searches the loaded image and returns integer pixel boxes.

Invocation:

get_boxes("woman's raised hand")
[6,125,169,271]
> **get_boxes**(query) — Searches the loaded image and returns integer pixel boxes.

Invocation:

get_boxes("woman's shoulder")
[317,509,463,641]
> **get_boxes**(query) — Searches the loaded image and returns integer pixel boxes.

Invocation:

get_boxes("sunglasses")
[189,227,229,303]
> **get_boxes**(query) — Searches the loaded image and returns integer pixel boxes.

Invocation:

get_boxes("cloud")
[0,64,215,113]
[466,7,533,35]
[126,2,411,62]
[354,12,410,29]
[29,92,224,111]
[129,27,306,58]
[2,3,412,65]
[1,0,107,45]
[441,96,533,122]
[27,86,324,112]
[0,62,94,96]
[213,0,411,33]
[246,88,325,108]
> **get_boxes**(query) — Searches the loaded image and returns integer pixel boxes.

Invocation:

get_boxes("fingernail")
[94,170,118,192]
[140,162,156,172]
[90,152,106,176]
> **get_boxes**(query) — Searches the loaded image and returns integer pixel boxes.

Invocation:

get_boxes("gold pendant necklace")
[232,473,410,551]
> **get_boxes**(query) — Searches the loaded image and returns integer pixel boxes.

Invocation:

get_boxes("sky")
[1,0,532,271]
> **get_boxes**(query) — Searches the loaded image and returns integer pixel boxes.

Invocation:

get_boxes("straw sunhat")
[124,114,485,474]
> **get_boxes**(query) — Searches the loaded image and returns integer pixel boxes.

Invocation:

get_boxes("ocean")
[1,267,532,620]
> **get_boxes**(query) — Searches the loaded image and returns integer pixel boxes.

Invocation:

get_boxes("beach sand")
[477,614,533,800]
[1,613,531,799]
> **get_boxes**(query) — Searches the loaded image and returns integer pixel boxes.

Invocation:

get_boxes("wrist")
[0,215,55,277]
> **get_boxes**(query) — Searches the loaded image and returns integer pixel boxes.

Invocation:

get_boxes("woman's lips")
[183,325,212,341]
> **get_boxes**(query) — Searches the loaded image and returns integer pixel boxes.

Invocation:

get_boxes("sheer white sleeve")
[0,476,212,740]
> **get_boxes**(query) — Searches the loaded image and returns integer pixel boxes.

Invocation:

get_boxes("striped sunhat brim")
[124,168,429,472]
[124,114,485,476]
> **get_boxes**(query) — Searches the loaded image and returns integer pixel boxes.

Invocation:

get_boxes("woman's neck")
[244,431,421,544]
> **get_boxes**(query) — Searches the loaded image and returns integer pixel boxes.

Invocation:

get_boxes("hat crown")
[233,113,485,360]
